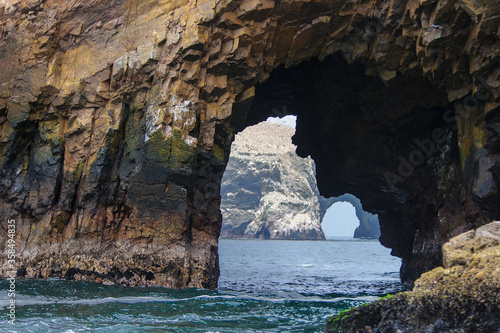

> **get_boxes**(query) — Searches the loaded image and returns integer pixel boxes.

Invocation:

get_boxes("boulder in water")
[325,221,500,332]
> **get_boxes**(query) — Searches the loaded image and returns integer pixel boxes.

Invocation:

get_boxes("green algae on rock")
[325,222,500,333]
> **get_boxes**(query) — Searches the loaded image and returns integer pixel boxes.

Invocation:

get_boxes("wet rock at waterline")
[325,222,500,333]
[0,0,499,290]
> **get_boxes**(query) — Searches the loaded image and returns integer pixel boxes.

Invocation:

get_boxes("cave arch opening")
[322,195,381,239]
[220,113,380,240]
[322,202,359,238]
[217,112,402,295]
[220,51,456,288]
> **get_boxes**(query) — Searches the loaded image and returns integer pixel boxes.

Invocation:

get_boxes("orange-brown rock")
[0,0,499,289]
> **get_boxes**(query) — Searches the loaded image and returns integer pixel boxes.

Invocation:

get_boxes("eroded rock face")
[0,0,499,288]
[220,121,329,240]
[325,221,500,332]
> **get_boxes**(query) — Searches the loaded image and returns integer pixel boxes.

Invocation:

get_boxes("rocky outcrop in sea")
[220,122,380,240]
[220,121,330,240]
[325,221,500,332]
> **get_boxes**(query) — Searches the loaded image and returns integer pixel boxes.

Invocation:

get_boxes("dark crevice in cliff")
[109,98,132,205]
[51,138,65,208]
[0,120,36,203]
[106,99,135,234]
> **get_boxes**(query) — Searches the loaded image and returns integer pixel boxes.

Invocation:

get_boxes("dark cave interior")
[230,52,465,287]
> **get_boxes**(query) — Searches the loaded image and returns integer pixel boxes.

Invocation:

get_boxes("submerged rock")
[325,221,500,333]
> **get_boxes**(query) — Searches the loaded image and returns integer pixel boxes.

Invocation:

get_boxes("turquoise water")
[1,239,401,332]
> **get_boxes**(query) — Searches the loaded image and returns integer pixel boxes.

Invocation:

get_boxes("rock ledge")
[325,222,500,333]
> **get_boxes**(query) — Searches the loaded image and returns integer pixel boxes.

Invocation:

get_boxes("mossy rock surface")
[325,222,500,333]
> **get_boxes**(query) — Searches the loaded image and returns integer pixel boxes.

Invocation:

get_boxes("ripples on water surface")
[1,239,402,332]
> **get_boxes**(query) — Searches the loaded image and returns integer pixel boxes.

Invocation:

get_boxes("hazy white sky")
[322,202,360,237]
[267,115,296,128]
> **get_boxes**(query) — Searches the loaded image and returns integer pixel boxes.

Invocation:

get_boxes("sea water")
[0,239,401,332]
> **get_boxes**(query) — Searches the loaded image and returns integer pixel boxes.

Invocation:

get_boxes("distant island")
[220,121,380,240]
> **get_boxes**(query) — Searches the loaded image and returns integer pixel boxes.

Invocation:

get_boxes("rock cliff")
[326,221,500,332]
[0,0,499,290]
[220,121,329,240]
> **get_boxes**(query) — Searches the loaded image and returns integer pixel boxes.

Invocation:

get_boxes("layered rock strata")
[0,0,499,289]
[325,221,500,333]
[220,121,330,240]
